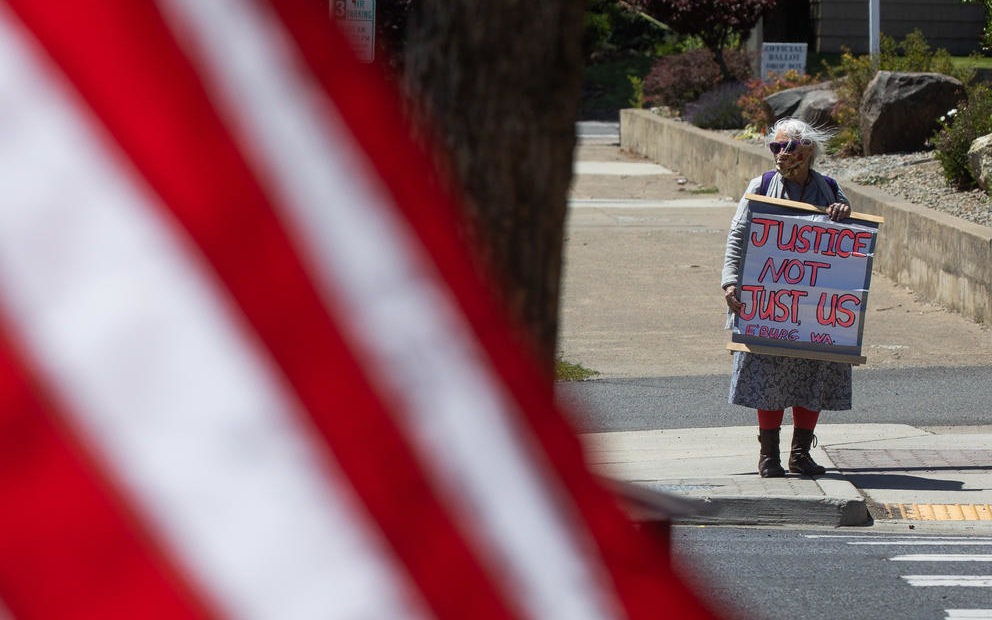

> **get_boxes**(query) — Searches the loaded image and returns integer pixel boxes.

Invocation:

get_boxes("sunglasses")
[768,139,812,155]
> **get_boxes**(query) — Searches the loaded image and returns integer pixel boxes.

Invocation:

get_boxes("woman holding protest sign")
[721,118,853,478]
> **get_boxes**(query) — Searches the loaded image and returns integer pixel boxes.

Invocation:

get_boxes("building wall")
[811,0,986,55]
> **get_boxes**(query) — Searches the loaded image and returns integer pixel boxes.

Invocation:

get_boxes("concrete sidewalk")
[583,424,992,528]
[564,123,992,529]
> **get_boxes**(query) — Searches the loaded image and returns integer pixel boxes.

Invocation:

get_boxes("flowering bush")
[685,82,748,129]
[933,85,992,190]
[737,70,820,132]
[825,30,972,156]
[642,47,751,111]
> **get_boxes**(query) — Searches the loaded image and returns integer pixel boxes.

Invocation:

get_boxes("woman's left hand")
[826,202,851,221]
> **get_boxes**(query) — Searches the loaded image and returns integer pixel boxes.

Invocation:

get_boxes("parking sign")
[331,0,375,63]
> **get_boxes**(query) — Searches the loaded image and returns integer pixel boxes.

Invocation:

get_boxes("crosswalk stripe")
[892,555,992,562]
[903,576,992,587]
[804,535,992,541]
[849,541,992,546]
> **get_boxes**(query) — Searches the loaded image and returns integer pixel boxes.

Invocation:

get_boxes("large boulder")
[967,133,992,192]
[764,81,839,128]
[860,71,965,155]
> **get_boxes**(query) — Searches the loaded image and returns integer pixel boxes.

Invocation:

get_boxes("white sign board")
[729,195,882,364]
[761,42,807,80]
[331,0,375,63]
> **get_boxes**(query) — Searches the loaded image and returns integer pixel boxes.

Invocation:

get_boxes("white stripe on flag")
[154,1,620,618]
[0,8,427,619]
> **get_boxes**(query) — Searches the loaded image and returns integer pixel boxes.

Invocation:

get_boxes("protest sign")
[727,194,884,365]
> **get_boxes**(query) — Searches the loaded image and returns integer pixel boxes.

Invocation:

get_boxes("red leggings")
[758,407,819,430]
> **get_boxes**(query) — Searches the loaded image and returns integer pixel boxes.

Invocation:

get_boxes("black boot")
[789,428,827,476]
[758,428,785,478]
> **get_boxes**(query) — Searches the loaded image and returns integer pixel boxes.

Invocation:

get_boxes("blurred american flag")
[0,1,715,618]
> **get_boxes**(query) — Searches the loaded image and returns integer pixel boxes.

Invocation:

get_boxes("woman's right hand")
[724,285,743,315]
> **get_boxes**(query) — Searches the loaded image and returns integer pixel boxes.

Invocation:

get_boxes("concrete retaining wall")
[620,109,992,326]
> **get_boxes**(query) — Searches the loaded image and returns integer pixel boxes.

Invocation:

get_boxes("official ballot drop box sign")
[761,42,807,80]
[728,194,883,365]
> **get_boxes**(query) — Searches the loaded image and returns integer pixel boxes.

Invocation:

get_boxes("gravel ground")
[722,130,992,228]
[816,151,992,227]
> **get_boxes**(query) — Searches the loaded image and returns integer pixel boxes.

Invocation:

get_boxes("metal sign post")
[868,0,880,63]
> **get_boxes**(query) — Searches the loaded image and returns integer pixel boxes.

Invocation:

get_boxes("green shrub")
[555,357,599,381]
[685,82,748,129]
[961,0,992,53]
[582,55,654,119]
[627,74,645,108]
[583,0,664,62]
[737,69,820,132]
[824,49,880,155]
[825,29,975,156]
[583,11,613,62]
[933,84,992,190]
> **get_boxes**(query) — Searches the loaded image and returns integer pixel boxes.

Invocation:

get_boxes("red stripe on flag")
[267,2,717,618]
[2,1,519,618]
[0,318,215,619]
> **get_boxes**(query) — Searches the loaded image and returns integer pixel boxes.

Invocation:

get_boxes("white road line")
[892,555,992,562]
[805,535,992,541]
[946,610,992,619]
[903,575,992,587]
[849,541,992,546]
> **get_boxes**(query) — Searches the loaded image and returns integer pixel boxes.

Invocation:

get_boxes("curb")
[634,477,870,528]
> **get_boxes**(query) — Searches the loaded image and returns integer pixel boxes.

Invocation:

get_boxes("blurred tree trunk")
[402,1,585,378]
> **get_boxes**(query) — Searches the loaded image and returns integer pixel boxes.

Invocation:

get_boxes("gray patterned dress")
[721,171,853,411]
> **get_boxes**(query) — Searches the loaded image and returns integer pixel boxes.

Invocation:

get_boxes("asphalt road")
[558,365,992,432]
[673,526,992,620]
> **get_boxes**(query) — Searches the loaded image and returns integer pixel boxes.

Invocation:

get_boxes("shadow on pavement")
[839,473,967,492]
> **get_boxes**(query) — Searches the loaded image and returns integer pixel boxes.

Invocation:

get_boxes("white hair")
[766,117,834,164]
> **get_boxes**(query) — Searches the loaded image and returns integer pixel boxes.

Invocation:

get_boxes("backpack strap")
[823,174,839,198]
[758,170,776,195]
